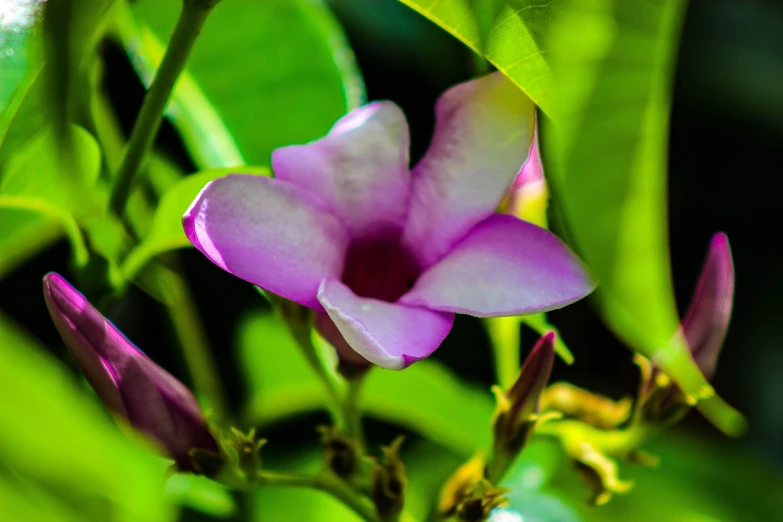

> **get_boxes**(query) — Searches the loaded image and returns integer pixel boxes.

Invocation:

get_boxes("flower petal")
[507,115,548,228]
[402,72,535,268]
[317,278,455,369]
[682,232,734,380]
[514,113,544,187]
[400,214,595,317]
[272,102,411,238]
[184,174,350,309]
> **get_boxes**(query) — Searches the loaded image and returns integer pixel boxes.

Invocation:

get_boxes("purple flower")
[43,273,220,471]
[183,73,594,369]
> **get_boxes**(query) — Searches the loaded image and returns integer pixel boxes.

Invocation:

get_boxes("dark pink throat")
[341,240,420,303]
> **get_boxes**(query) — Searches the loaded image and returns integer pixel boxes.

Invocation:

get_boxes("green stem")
[485,316,520,390]
[257,471,380,522]
[109,0,216,216]
[342,373,366,448]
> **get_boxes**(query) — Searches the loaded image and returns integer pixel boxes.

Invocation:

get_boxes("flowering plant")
[0,1,778,521]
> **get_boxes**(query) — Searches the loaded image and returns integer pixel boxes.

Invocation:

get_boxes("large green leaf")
[397,0,560,115]
[543,0,743,434]
[239,311,494,456]
[121,166,270,280]
[125,0,364,169]
[0,312,173,521]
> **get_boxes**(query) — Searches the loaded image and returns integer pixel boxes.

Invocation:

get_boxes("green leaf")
[239,311,494,456]
[85,213,135,272]
[164,474,237,519]
[1,128,101,211]
[0,470,85,522]
[543,0,744,434]
[124,0,365,169]
[0,63,43,152]
[362,358,494,455]
[397,0,560,116]
[0,312,174,521]
[121,166,270,280]
[0,67,47,163]
[0,125,103,270]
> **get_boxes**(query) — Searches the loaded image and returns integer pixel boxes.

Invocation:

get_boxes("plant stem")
[257,471,380,522]
[485,316,520,390]
[342,372,366,448]
[302,335,345,427]
[109,0,215,216]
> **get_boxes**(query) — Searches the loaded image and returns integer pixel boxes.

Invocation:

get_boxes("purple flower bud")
[43,273,220,472]
[681,232,734,380]
[488,332,556,481]
[635,233,735,424]
[505,332,556,426]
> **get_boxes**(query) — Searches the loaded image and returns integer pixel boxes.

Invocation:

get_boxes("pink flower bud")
[43,273,219,472]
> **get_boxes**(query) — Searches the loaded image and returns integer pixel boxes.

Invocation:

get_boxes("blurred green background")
[1,0,782,520]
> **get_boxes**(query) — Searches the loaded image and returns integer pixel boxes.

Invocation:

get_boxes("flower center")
[341,240,420,302]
